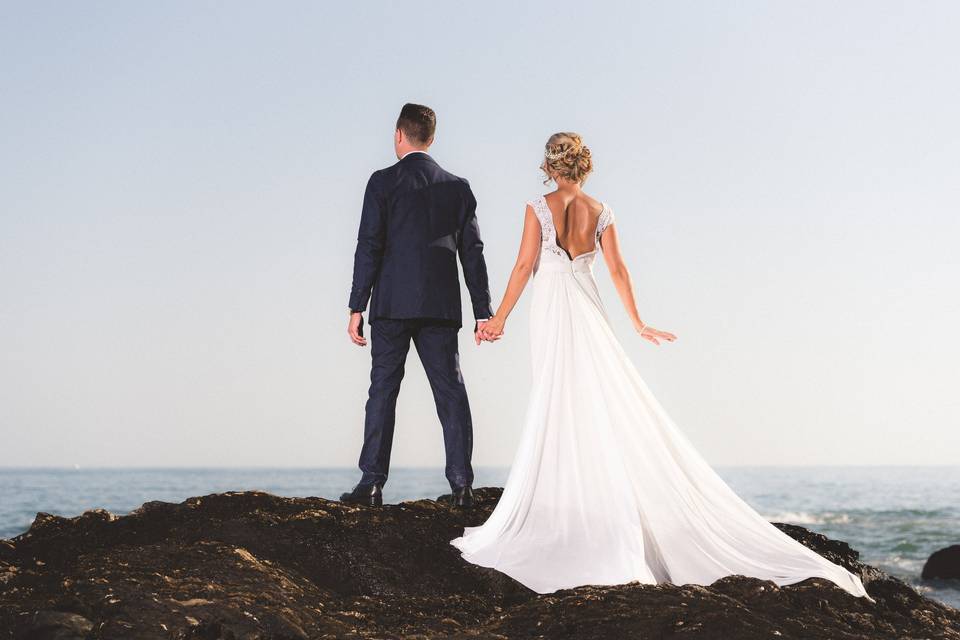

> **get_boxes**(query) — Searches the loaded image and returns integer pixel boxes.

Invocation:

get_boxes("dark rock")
[0,487,957,639]
[923,545,960,579]
[23,610,93,640]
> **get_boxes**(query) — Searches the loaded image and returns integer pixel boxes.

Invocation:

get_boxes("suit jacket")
[348,152,494,327]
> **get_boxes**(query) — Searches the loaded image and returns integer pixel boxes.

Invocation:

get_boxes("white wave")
[763,511,852,525]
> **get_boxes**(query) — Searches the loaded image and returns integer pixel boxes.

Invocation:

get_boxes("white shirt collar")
[400,149,429,159]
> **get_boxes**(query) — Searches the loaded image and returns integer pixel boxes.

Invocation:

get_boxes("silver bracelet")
[637,321,647,333]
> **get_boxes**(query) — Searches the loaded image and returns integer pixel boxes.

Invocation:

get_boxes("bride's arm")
[600,224,677,345]
[480,204,541,340]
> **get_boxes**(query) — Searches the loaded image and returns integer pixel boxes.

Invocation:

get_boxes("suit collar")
[399,150,437,165]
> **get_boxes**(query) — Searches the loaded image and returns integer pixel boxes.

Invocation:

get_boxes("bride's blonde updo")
[540,132,593,185]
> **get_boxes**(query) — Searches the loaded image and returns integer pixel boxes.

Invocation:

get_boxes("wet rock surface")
[0,487,957,639]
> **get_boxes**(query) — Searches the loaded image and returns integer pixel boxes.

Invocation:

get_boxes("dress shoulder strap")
[596,202,615,240]
[527,195,553,230]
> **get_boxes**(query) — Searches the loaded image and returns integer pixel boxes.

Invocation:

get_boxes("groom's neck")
[397,144,431,160]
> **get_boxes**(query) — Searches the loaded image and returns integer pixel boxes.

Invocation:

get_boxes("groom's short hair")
[396,103,436,146]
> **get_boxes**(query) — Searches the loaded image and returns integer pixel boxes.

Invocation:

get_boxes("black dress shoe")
[339,483,383,507]
[450,485,474,508]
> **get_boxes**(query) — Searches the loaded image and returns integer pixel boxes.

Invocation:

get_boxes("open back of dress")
[544,195,606,260]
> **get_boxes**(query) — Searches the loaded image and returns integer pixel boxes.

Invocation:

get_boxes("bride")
[449,132,873,601]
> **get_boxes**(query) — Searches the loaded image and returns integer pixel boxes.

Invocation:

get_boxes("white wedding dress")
[450,195,872,601]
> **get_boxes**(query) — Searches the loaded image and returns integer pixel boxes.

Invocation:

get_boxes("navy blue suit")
[348,151,493,489]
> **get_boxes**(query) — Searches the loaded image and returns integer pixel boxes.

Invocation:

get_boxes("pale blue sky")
[1,2,958,468]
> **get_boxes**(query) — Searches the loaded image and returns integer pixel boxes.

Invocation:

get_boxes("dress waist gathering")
[536,259,594,275]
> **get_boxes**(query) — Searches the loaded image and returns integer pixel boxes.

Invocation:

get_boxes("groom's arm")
[457,182,494,323]
[348,171,386,313]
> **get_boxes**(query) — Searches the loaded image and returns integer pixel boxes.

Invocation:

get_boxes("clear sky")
[2,2,958,469]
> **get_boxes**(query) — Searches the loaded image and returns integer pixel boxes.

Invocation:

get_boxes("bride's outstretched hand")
[636,321,677,346]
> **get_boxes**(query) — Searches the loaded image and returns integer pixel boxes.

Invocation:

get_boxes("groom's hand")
[348,311,367,347]
[474,320,487,345]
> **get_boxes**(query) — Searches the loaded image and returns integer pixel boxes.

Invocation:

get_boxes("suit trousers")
[358,317,474,489]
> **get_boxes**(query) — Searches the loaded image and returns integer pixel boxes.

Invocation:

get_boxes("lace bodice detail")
[528,195,615,264]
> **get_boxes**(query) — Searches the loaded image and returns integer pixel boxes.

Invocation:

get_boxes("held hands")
[636,320,677,346]
[476,316,505,345]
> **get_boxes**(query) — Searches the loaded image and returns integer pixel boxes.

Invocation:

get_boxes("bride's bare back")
[543,191,605,260]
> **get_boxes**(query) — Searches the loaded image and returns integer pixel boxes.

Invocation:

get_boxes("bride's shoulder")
[524,195,550,229]
[575,191,610,214]
[524,194,548,212]
[597,200,616,236]
[525,192,549,204]
[580,192,605,212]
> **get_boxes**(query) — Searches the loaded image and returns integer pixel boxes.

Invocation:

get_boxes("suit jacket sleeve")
[348,171,386,312]
[457,182,495,320]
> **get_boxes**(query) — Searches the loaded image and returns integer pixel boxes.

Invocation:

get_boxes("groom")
[342,103,495,508]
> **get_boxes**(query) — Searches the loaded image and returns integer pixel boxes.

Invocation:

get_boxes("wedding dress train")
[450,195,872,601]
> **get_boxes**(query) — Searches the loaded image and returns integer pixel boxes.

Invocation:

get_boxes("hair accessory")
[544,148,569,161]
[545,141,588,162]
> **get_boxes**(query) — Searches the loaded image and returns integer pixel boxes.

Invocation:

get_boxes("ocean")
[1,465,957,609]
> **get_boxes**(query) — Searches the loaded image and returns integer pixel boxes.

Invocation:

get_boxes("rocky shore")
[1,487,958,639]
